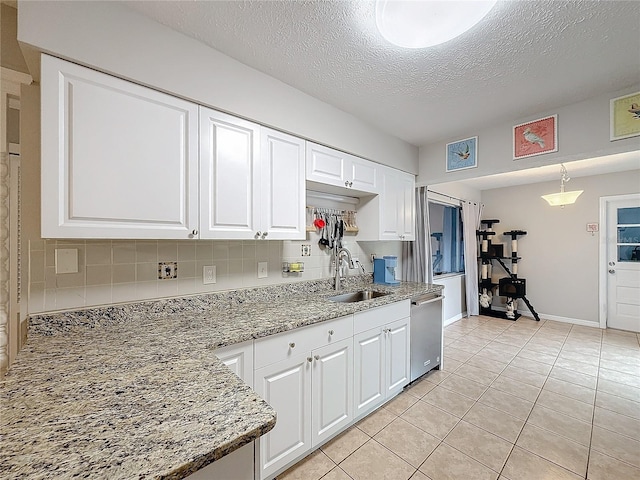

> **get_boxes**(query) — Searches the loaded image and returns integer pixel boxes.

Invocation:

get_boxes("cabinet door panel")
[386,318,410,397]
[312,338,353,446]
[350,157,378,193]
[379,171,401,240]
[215,340,254,388]
[200,108,260,239]
[398,172,416,240]
[261,128,306,239]
[254,356,311,479]
[353,328,385,419]
[41,54,198,238]
[305,142,346,186]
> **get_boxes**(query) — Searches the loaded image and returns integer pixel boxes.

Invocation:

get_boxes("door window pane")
[619,245,640,262]
[618,207,640,225]
[618,226,640,243]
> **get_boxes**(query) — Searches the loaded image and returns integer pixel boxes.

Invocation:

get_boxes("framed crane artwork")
[513,114,558,160]
[446,136,478,172]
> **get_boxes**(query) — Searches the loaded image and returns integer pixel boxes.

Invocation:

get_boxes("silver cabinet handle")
[190,229,198,237]
[307,357,313,363]
[256,231,262,237]
[609,269,615,274]
[314,355,320,361]
[344,181,349,187]
[383,328,391,334]
[262,232,268,238]
[328,330,334,336]
[289,342,295,348]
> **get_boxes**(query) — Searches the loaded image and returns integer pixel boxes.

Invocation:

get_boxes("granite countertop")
[0,277,442,479]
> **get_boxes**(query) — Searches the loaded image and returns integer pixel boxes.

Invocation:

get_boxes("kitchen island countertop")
[0,277,442,479]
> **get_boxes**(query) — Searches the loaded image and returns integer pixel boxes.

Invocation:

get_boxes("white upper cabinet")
[41,54,199,239]
[199,108,260,239]
[379,167,416,241]
[358,166,416,241]
[260,128,306,240]
[305,142,378,194]
[199,109,306,240]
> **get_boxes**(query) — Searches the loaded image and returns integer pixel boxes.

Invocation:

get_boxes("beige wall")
[1,4,29,73]
[480,169,640,325]
[17,0,418,173]
[419,84,640,186]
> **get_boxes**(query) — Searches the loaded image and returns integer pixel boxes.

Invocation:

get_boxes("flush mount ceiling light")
[541,164,584,207]
[375,0,498,49]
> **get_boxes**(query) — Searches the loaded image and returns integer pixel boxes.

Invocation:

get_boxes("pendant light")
[375,0,498,49]
[541,164,583,207]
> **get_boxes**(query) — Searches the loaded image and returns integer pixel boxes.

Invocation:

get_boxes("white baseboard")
[444,313,465,327]
[519,311,602,329]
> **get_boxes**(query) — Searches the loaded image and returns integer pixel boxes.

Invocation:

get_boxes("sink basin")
[328,290,389,303]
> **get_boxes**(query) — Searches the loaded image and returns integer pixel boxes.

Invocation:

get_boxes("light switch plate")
[55,248,78,274]
[258,261,268,278]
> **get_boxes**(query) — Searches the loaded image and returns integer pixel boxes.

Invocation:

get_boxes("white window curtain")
[401,186,432,283]
[461,201,483,317]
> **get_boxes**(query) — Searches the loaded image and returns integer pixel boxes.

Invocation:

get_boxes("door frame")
[598,193,640,329]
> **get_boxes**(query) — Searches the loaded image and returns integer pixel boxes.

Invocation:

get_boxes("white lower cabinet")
[253,316,353,480]
[215,340,255,389]
[254,353,312,480]
[353,301,411,420]
[311,337,353,446]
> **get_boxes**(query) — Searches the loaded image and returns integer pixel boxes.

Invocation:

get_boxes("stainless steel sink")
[328,290,389,303]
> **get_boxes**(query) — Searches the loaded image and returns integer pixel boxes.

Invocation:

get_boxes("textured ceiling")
[122,0,640,148]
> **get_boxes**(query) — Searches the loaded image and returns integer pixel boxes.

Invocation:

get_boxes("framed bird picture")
[610,91,640,141]
[446,136,478,172]
[513,115,558,160]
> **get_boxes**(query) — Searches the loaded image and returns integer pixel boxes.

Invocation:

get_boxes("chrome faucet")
[334,247,355,291]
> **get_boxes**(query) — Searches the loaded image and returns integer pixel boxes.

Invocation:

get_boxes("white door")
[261,128,306,240]
[604,194,640,332]
[254,355,311,480]
[41,54,199,239]
[385,317,411,397]
[199,107,260,239]
[353,327,385,419]
[311,338,353,446]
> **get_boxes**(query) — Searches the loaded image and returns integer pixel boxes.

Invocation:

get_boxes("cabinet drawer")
[255,316,353,369]
[354,300,410,334]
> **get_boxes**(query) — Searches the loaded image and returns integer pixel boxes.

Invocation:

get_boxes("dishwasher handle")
[411,295,444,306]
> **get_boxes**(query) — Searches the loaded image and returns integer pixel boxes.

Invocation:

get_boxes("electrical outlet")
[301,244,311,256]
[203,265,216,284]
[258,261,268,279]
[158,262,178,279]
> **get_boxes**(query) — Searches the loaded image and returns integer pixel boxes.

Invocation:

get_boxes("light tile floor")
[276,315,640,480]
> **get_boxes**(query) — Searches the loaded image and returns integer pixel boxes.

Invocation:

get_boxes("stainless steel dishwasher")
[410,292,444,382]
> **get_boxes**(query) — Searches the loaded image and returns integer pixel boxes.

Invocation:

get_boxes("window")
[429,201,464,275]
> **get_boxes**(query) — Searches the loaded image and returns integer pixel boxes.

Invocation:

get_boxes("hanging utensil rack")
[306,206,359,233]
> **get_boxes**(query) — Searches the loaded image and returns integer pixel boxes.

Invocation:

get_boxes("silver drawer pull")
[289,342,295,349]
[307,357,313,363]
[328,330,334,336]
[314,355,320,361]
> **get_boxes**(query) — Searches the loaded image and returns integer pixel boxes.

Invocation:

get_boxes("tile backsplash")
[28,232,402,313]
